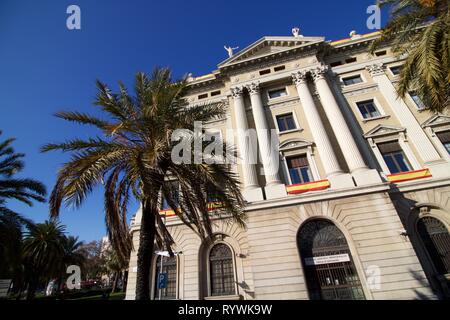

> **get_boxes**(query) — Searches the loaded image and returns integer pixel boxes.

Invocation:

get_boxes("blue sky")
[0,0,387,242]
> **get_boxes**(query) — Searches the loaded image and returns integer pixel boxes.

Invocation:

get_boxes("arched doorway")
[417,216,450,296]
[298,219,365,300]
[417,217,450,274]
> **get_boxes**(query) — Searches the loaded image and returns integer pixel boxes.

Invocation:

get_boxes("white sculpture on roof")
[349,30,362,39]
[224,45,239,58]
[292,27,303,38]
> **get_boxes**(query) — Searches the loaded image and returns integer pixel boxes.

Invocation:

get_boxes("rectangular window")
[342,75,363,86]
[390,65,402,76]
[276,113,297,132]
[345,57,357,64]
[436,131,450,155]
[161,182,180,210]
[378,141,412,174]
[375,50,387,56]
[356,99,381,119]
[409,91,426,110]
[274,65,286,72]
[287,155,312,184]
[259,69,271,76]
[330,61,342,67]
[210,90,221,97]
[198,93,208,100]
[268,87,288,99]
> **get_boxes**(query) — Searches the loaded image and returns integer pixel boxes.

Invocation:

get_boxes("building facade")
[126,29,450,300]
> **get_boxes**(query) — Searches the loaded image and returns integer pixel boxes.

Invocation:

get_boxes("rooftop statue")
[292,27,303,38]
[224,45,239,58]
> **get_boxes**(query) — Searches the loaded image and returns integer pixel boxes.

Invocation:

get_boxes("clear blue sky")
[0,0,388,242]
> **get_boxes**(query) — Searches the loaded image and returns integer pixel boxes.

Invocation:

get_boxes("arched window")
[209,243,235,296]
[298,219,365,300]
[154,255,177,300]
[417,216,450,275]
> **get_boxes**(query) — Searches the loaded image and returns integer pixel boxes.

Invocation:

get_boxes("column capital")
[292,71,308,86]
[246,82,260,95]
[231,86,244,98]
[366,63,385,76]
[311,65,329,82]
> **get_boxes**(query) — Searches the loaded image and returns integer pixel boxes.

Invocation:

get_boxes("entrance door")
[298,219,365,300]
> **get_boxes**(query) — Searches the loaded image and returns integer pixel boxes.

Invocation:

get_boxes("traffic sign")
[157,273,167,289]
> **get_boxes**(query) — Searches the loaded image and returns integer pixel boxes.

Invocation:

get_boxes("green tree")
[0,130,46,279]
[103,247,128,293]
[370,0,449,113]
[78,240,106,281]
[54,235,85,292]
[42,68,246,300]
[23,220,65,299]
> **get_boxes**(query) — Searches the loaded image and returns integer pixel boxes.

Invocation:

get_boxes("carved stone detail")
[246,82,260,95]
[311,65,329,82]
[366,63,385,76]
[230,86,244,98]
[292,71,308,86]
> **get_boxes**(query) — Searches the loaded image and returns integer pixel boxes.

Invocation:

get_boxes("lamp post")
[154,213,183,300]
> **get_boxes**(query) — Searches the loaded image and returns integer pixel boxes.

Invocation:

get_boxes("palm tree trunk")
[122,270,128,292]
[26,280,37,300]
[135,198,157,300]
[111,272,118,293]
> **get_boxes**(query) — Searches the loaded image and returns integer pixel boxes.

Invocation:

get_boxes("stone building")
[125,29,450,300]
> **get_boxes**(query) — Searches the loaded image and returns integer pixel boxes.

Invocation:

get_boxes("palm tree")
[370,0,449,113]
[42,68,246,300]
[0,130,46,279]
[23,220,65,299]
[54,235,85,293]
[104,247,128,293]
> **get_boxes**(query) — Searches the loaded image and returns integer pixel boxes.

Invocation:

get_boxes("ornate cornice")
[246,82,260,95]
[366,63,385,76]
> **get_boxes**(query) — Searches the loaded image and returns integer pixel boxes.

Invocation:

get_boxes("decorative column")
[231,87,264,202]
[292,71,343,177]
[311,65,382,186]
[246,82,287,199]
[366,63,448,177]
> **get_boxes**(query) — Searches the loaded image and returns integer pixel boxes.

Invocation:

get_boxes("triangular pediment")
[218,36,325,68]
[364,125,405,138]
[422,114,450,128]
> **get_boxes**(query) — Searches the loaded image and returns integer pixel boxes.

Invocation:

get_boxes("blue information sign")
[157,273,168,289]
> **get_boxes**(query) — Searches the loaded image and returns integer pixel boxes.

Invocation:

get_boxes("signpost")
[157,272,168,289]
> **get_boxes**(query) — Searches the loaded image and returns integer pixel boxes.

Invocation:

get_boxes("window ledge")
[204,294,242,301]
[362,115,390,123]
[387,168,432,183]
[278,128,303,135]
